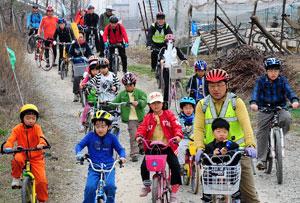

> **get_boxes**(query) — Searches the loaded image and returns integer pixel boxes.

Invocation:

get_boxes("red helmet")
[206,69,230,83]
[165,34,175,42]
[122,72,136,85]
[46,6,54,11]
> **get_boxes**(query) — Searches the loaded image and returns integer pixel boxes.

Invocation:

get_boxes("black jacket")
[146,22,172,46]
[84,13,99,27]
[68,42,92,58]
[53,26,75,42]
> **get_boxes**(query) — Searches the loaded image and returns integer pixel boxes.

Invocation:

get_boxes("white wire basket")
[168,65,186,80]
[201,163,241,195]
[73,62,88,77]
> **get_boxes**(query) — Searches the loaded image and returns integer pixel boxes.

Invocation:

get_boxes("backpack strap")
[30,13,41,24]
[202,95,211,113]
[228,92,237,110]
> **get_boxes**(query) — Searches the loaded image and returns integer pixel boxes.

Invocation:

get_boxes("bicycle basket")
[87,88,97,102]
[188,141,196,156]
[169,65,186,80]
[146,155,167,172]
[73,63,88,77]
[201,163,241,195]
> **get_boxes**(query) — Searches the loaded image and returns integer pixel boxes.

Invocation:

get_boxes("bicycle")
[1,136,51,203]
[109,43,123,76]
[163,60,186,114]
[27,28,38,54]
[139,137,178,203]
[258,106,291,184]
[34,37,55,71]
[87,26,97,52]
[200,150,245,203]
[181,137,201,194]
[57,42,72,80]
[77,154,124,203]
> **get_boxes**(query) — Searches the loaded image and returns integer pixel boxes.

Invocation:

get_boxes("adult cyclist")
[84,5,100,53]
[26,5,42,36]
[37,6,58,67]
[146,12,172,72]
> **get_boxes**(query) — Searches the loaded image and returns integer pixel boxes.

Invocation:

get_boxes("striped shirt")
[86,72,120,101]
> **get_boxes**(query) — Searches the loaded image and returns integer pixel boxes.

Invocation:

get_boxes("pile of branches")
[212,44,268,96]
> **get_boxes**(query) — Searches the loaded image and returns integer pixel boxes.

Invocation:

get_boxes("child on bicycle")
[158,34,189,109]
[86,58,120,106]
[202,118,241,203]
[186,60,209,103]
[176,97,196,173]
[135,92,183,203]
[110,72,147,162]
[75,110,126,203]
[250,57,299,170]
[4,104,48,203]
[79,56,101,132]
[53,17,75,73]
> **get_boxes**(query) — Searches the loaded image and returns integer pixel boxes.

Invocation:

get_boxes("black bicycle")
[109,43,123,76]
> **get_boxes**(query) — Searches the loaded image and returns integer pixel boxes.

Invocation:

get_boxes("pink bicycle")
[139,137,177,203]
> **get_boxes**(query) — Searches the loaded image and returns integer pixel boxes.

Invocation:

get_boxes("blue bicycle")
[78,154,123,203]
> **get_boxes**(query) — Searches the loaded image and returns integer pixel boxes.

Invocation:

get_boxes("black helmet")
[109,16,118,23]
[156,12,165,19]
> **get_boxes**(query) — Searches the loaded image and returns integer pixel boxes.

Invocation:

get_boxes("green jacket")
[111,88,147,122]
[99,12,114,31]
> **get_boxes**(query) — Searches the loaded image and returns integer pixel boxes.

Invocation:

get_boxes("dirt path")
[27,55,300,203]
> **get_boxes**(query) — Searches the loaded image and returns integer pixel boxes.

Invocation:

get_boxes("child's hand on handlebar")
[250,104,258,112]
[132,101,139,106]
[120,157,126,164]
[112,86,117,92]
[213,148,220,155]
[220,147,227,155]
[175,136,182,143]
[292,102,299,109]
[37,143,44,149]
[185,61,189,66]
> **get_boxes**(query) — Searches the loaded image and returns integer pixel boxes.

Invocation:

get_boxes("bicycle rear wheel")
[34,48,41,68]
[191,162,200,194]
[152,176,162,203]
[27,35,35,54]
[182,163,190,185]
[22,176,36,203]
[275,129,283,184]
[41,47,54,71]
[174,81,184,114]
[60,60,66,80]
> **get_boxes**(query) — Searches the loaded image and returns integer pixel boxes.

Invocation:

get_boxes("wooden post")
[248,0,258,45]
[187,5,192,56]
[142,0,149,30]
[148,0,154,23]
[214,0,217,56]
[280,0,287,54]
[138,3,148,39]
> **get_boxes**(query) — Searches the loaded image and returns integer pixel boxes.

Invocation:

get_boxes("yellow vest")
[152,23,169,43]
[200,93,245,147]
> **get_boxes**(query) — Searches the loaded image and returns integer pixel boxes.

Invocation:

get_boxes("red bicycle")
[139,137,177,203]
[34,37,54,71]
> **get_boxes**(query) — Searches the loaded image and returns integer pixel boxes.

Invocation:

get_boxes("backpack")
[31,13,41,24]
[108,24,122,42]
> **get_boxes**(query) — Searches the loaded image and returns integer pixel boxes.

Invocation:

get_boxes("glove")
[147,46,151,50]
[195,150,203,164]
[76,152,83,161]
[5,148,12,153]
[124,43,129,48]
[53,41,57,46]
[246,147,257,158]
[104,42,109,47]
[100,30,104,36]
[72,40,75,44]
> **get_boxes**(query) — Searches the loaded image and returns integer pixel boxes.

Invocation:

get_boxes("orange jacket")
[38,16,58,39]
[5,123,47,160]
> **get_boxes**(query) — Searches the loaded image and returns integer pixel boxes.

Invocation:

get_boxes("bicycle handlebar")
[109,43,124,49]
[56,42,72,46]
[138,137,178,151]
[201,148,246,166]
[1,136,51,155]
[258,105,292,113]
[107,102,132,106]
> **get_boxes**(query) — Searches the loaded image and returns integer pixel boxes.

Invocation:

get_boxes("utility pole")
[280,0,287,53]
[214,0,217,56]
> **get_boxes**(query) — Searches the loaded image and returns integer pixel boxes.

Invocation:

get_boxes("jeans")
[84,164,116,203]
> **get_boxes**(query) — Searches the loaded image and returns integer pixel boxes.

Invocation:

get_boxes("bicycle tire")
[41,47,54,71]
[156,65,162,89]
[60,60,66,80]
[174,81,184,114]
[27,35,35,54]
[152,176,161,203]
[265,140,273,174]
[34,48,41,68]
[191,162,199,194]
[112,55,118,76]
[182,163,190,185]
[22,176,36,203]
[97,197,104,203]
[275,129,283,184]
[85,113,92,134]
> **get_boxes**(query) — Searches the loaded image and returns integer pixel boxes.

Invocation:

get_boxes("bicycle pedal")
[78,111,82,117]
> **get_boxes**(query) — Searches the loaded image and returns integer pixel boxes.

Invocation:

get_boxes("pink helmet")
[122,72,136,85]
[46,6,54,12]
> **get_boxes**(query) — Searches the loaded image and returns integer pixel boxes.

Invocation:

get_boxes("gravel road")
[28,55,300,203]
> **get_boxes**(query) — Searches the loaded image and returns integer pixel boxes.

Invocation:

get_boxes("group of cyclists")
[2,3,299,203]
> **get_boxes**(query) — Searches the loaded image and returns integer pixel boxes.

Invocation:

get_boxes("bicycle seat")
[150,141,165,146]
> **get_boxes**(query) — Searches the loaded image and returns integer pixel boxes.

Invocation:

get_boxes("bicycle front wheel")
[34,48,41,68]
[152,176,162,203]
[174,81,184,114]
[27,35,35,54]
[265,141,273,174]
[191,162,200,194]
[182,163,190,185]
[112,55,118,76]
[275,129,283,184]
[41,47,54,71]
[22,176,36,203]
[60,60,66,80]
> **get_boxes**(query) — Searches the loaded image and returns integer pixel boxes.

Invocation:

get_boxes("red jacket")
[103,24,129,44]
[135,110,183,154]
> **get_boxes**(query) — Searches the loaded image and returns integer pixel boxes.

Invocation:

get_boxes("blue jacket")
[176,113,194,139]
[26,13,43,28]
[75,131,126,164]
[185,74,209,101]
[250,73,298,107]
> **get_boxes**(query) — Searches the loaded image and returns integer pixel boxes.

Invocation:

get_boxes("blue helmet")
[180,97,196,109]
[194,60,207,71]
[58,18,66,24]
[264,57,282,69]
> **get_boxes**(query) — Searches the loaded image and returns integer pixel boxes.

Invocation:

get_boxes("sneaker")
[139,186,151,197]
[11,178,21,189]
[46,63,50,68]
[73,94,79,102]
[256,160,265,170]
[151,67,156,72]
[170,193,177,203]
[58,71,61,75]
[79,125,85,132]
[131,156,138,162]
